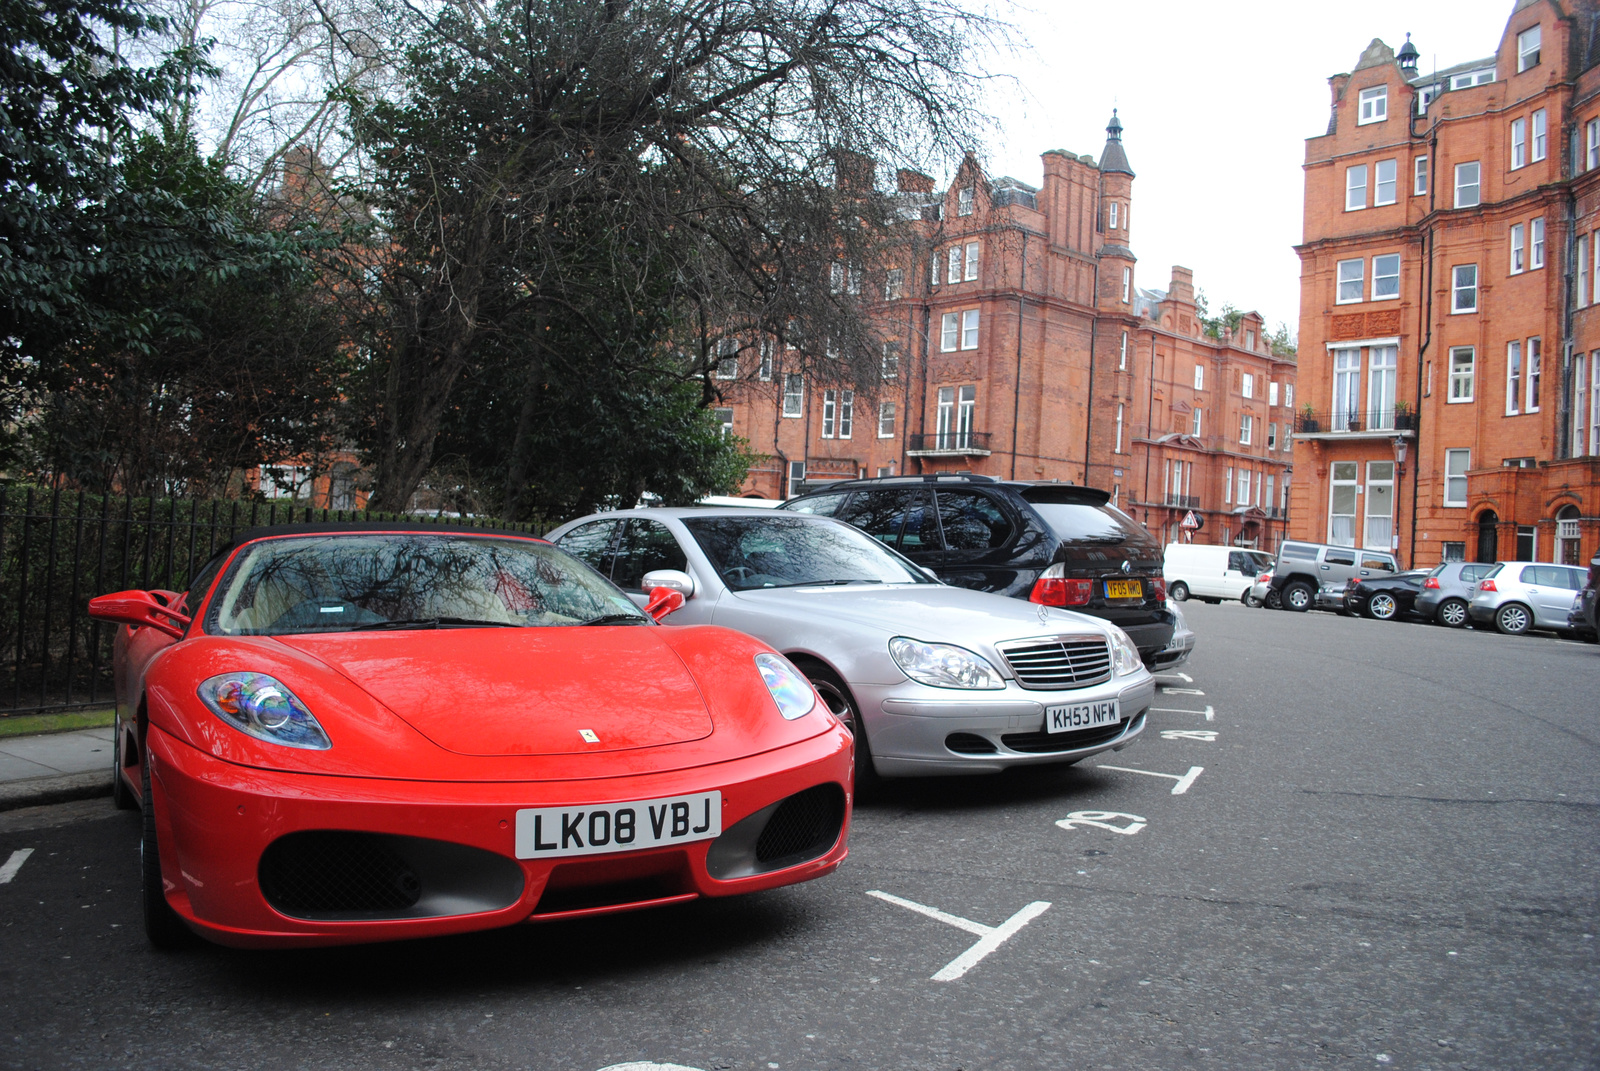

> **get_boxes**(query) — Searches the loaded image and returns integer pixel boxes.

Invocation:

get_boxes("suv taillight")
[1149,577,1166,601]
[1423,577,1440,589]
[1029,563,1092,607]
[1479,579,1497,592]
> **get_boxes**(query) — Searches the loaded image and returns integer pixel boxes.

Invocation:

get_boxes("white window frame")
[1194,364,1205,390]
[757,339,774,381]
[1285,384,1294,409]
[1269,381,1280,406]
[940,311,959,352]
[963,241,980,282]
[787,460,806,498]
[883,268,904,301]
[1532,109,1547,161]
[1267,422,1277,450]
[1455,162,1480,208]
[1414,155,1428,195]
[1240,413,1253,445]
[1517,25,1541,72]
[1192,408,1203,436]
[1452,264,1478,313]
[1532,217,1546,268]
[881,342,898,380]
[1328,460,1358,547]
[947,246,962,284]
[1573,353,1587,456]
[1374,158,1397,205]
[1115,403,1124,453]
[1109,201,1119,229]
[1372,254,1400,299]
[1589,119,1600,172]
[1119,331,1128,370]
[1337,258,1365,304]
[1592,354,1600,455]
[1242,373,1255,399]
[782,374,804,417]
[1121,267,1131,303]
[1579,234,1589,308]
[1526,337,1541,413]
[1450,69,1495,90]
[1506,340,1522,415]
[713,407,734,439]
[960,309,980,350]
[1511,117,1527,170]
[1346,164,1368,210]
[821,389,837,437]
[1444,449,1470,507]
[1224,466,1233,504]
[1448,346,1475,402]
[1358,86,1387,125]
[1237,468,1251,505]
[877,401,895,438]
[1510,224,1526,275]
[1364,461,1395,551]
[957,186,975,216]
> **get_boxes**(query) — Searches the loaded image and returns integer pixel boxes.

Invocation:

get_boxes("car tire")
[141,757,195,949]
[1169,581,1189,602]
[1263,590,1282,610]
[1367,593,1398,620]
[111,712,137,811]
[1494,603,1533,635]
[797,661,876,790]
[1283,582,1314,612]
[1241,591,1258,606]
[1436,598,1469,628]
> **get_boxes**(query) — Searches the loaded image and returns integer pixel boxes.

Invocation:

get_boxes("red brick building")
[718,117,1296,550]
[1294,0,1600,568]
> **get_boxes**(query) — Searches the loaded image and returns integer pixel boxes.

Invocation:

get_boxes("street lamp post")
[1392,435,1408,565]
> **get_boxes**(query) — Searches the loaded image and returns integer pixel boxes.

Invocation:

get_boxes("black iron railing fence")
[906,431,991,452]
[0,485,543,716]
[1294,408,1417,434]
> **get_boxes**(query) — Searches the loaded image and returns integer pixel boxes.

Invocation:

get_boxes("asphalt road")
[2,603,1596,1071]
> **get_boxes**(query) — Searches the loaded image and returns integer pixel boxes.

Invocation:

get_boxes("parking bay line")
[0,848,34,884]
[1151,704,1214,721]
[866,890,1051,981]
[1096,764,1205,795]
[1159,686,1206,696]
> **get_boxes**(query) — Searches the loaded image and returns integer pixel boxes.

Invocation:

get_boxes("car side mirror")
[88,590,192,639]
[643,586,686,622]
[641,569,696,597]
[921,566,940,581]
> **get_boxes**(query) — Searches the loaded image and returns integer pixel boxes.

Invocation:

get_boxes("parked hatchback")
[1467,561,1589,634]
[780,475,1176,665]
[1415,561,1496,628]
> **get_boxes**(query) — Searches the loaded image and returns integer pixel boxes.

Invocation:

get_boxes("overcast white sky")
[963,0,1522,336]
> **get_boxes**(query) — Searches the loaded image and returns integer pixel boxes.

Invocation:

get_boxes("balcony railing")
[1164,494,1201,508]
[1294,408,1416,434]
[906,431,991,455]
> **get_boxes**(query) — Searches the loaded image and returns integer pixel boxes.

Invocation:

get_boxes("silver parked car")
[1466,561,1590,635]
[1414,561,1496,627]
[546,508,1156,778]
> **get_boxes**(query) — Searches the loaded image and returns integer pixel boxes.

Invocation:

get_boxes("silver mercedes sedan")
[545,508,1155,779]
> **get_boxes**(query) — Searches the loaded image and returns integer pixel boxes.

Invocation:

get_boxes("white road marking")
[1055,810,1147,835]
[1159,686,1206,696]
[1150,704,1214,721]
[1155,672,1193,683]
[867,890,1051,981]
[1159,729,1218,741]
[0,848,34,884]
[1097,764,1206,795]
[596,1064,707,1071]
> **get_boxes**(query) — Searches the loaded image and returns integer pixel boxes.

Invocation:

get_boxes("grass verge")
[0,708,116,738]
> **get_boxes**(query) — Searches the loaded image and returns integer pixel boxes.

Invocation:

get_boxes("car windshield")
[681,515,931,591]
[204,534,647,635]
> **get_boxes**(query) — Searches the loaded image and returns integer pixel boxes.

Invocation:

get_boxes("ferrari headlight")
[889,637,1005,690]
[1107,627,1142,676]
[755,653,816,720]
[197,672,331,749]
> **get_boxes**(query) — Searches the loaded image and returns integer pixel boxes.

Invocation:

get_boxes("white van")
[1163,543,1273,603]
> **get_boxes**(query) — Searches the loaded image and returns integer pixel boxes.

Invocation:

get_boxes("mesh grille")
[996,635,1112,689]
[259,831,420,917]
[944,732,998,754]
[755,785,845,865]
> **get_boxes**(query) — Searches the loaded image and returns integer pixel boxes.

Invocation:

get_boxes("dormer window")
[1358,86,1387,125]
[1517,25,1541,72]
[957,186,975,216]
[1450,68,1494,90]
[1109,202,1119,229]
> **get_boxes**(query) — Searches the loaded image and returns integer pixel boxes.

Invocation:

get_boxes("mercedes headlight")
[889,637,1005,689]
[755,653,817,720]
[1107,627,1142,676]
[197,672,331,749]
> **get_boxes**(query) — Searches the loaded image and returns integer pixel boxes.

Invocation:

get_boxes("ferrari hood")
[276,628,714,756]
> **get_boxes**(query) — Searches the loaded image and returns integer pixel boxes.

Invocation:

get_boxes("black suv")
[780,474,1175,664]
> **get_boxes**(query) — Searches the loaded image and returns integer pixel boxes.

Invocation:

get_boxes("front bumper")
[854,672,1155,777]
[144,723,852,948]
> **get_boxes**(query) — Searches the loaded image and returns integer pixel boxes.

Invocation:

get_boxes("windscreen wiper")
[580,613,651,626]
[351,616,521,630]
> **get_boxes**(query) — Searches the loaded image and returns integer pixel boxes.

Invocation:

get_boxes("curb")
[0,772,113,813]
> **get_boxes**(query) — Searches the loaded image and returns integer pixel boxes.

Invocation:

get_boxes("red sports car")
[89,524,852,949]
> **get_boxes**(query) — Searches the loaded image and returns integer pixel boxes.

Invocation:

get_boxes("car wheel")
[1241,591,1258,606]
[1436,598,1469,628]
[1494,603,1532,635]
[1169,581,1189,602]
[111,711,137,811]
[141,758,195,949]
[799,662,876,789]
[1283,582,1313,612]
[1264,590,1282,610]
[1367,593,1398,620]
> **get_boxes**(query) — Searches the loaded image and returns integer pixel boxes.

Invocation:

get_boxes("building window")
[1224,466,1232,504]
[821,389,838,437]
[1358,86,1387,125]
[1329,461,1358,546]
[1368,346,1397,429]
[940,311,959,352]
[1526,337,1541,412]
[1414,155,1428,195]
[936,385,976,448]
[963,241,980,282]
[1192,408,1203,436]
[1442,541,1466,562]
[930,253,940,288]
[1365,461,1395,550]
[884,268,904,301]
[1115,403,1124,452]
[1573,354,1588,456]
[1448,346,1475,402]
[1267,422,1277,450]
[1345,164,1368,210]
[957,185,974,216]
[1242,373,1255,399]
[1510,117,1527,169]
[881,342,899,379]
[1444,449,1470,507]
[1589,120,1600,171]
[1510,224,1526,274]
[961,309,980,350]
[1119,331,1128,370]
[1121,267,1131,302]
[1269,381,1280,406]
[1531,217,1545,268]
[1591,355,1600,454]
[1333,348,1361,427]
[714,338,738,379]
[1516,524,1536,561]
[947,246,962,284]
[1517,24,1541,72]
[1285,384,1294,409]
[1579,235,1590,307]
[1109,201,1119,229]
[1450,68,1495,90]
[1532,109,1547,161]
[1455,162,1480,208]
[787,460,806,498]
[878,401,895,438]
[758,339,774,381]
[1506,340,1522,415]
[1452,264,1478,313]
[1239,413,1253,445]
[1372,254,1400,299]
[1374,158,1397,205]
[1194,364,1205,390]
[1237,468,1251,506]
[713,407,734,438]
[782,374,803,417]
[1337,258,1364,304]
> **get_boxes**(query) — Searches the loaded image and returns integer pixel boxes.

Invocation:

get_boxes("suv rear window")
[1029,502,1152,547]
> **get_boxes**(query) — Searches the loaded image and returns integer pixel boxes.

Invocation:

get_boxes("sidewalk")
[0,727,115,810]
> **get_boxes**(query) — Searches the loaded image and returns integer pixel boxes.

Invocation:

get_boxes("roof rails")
[919,472,999,483]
